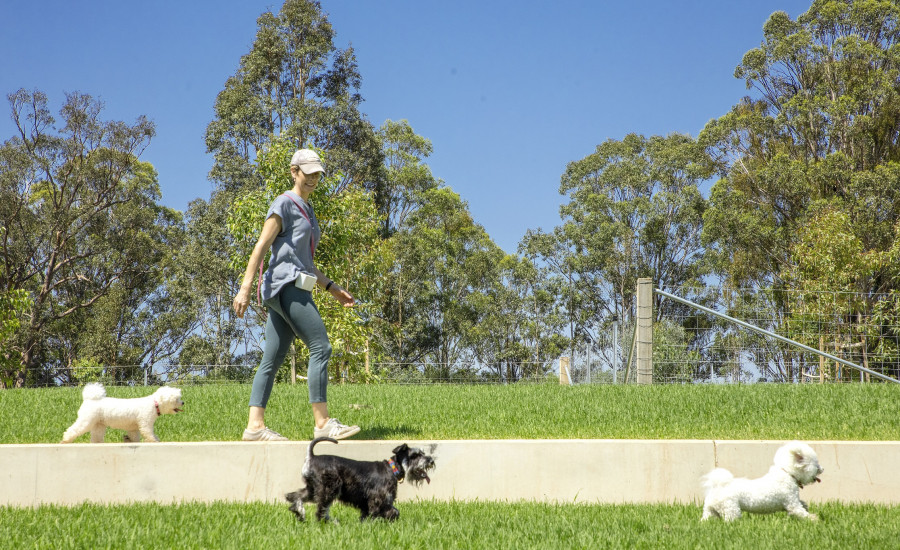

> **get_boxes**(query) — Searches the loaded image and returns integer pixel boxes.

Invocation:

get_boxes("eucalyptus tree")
[205,0,382,194]
[0,89,183,387]
[467,254,569,381]
[197,0,384,370]
[0,288,29,388]
[381,187,504,378]
[697,1,900,381]
[523,133,711,355]
[378,119,439,236]
[169,194,253,373]
[227,138,389,381]
[700,0,900,290]
[198,0,386,369]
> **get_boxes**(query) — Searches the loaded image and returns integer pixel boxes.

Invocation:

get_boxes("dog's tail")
[308,436,338,458]
[82,382,106,401]
[701,468,734,494]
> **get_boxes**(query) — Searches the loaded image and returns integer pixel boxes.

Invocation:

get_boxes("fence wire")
[15,360,562,387]
[651,286,900,384]
[9,287,899,388]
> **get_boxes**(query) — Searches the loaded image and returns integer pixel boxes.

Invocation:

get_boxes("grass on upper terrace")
[1,382,897,443]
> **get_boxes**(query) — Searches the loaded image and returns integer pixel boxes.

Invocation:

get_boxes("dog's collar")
[782,468,804,488]
[387,458,404,483]
[154,401,161,417]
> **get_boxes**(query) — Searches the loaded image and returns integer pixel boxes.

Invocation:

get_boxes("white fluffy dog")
[701,441,824,521]
[61,382,184,443]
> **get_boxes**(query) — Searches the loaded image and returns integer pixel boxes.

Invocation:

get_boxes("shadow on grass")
[359,423,424,440]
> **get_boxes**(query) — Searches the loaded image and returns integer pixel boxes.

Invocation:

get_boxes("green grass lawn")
[2,382,899,547]
[1,501,897,549]
[1,382,898,443]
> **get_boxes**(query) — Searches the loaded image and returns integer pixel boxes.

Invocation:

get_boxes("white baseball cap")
[290,149,325,175]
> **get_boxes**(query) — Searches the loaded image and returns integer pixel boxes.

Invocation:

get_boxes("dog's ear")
[392,443,409,455]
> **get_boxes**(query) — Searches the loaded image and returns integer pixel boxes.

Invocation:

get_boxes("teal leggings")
[249,284,331,408]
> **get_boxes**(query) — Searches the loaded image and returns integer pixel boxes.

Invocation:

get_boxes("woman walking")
[232,148,360,441]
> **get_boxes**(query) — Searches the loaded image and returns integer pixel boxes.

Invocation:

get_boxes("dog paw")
[288,503,306,521]
[807,513,819,521]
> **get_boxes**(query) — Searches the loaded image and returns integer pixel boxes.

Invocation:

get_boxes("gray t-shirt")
[259,191,321,301]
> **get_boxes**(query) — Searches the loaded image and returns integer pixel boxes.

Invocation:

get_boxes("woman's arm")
[312,266,355,307]
[233,214,282,318]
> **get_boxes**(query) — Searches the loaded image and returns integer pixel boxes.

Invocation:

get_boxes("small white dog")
[701,441,824,521]
[61,382,184,443]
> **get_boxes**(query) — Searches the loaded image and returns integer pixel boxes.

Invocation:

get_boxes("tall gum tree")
[701,0,900,289]
[523,132,711,361]
[0,89,180,387]
[195,0,385,370]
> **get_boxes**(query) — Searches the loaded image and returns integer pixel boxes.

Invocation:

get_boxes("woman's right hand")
[233,287,251,318]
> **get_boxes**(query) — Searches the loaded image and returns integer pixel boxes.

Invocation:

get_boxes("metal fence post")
[612,314,619,384]
[586,342,592,385]
[636,278,653,384]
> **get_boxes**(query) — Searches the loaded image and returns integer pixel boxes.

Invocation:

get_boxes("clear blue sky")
[1,0,813,254]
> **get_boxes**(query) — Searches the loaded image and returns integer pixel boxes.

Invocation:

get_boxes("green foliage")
[0,288,29,387]
[786,207,875,291]
[467,254,569,381]
[523,132,711,365]
[378,187,507,375]
[781,211,900,380]
[228,137,389,381]
[2,501,898,550]
[702,1,900,288]
[378,119,439,235]
[205,0,383,195]
[651,320,703,383]
[0,89,184,387]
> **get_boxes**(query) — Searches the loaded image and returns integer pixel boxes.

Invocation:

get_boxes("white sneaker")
[242,427,288,441]
[313,418,360,440]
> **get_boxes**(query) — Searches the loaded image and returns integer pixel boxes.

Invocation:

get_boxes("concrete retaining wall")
[2,440,897,507]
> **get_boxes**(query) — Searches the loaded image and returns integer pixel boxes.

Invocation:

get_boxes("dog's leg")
[124,430,141,443]
[61,420,89,443]
[363,497,385,521]
[138,420,160,442]
[315,487,339,523]
[381,493,399,522]
[285,489,308,521]
[367,496,399,522]
[719,501,742,522]
[316,502,336,523]
[89,424,106,443]
[384,507,399,521]
[785,497,818,521]
[700,502,718,521]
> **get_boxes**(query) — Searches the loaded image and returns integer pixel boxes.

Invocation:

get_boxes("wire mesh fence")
[651,286,900,384]
[556,286,900,385]
[8,286,899,388]
[13,360,563,387]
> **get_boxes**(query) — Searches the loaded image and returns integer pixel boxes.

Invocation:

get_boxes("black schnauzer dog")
[286,437,436,522]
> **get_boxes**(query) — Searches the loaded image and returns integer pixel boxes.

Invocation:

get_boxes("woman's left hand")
[329,284,355,307]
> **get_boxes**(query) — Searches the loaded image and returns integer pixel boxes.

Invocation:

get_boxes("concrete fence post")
[559,356,571,385]
[636,278,653,384]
